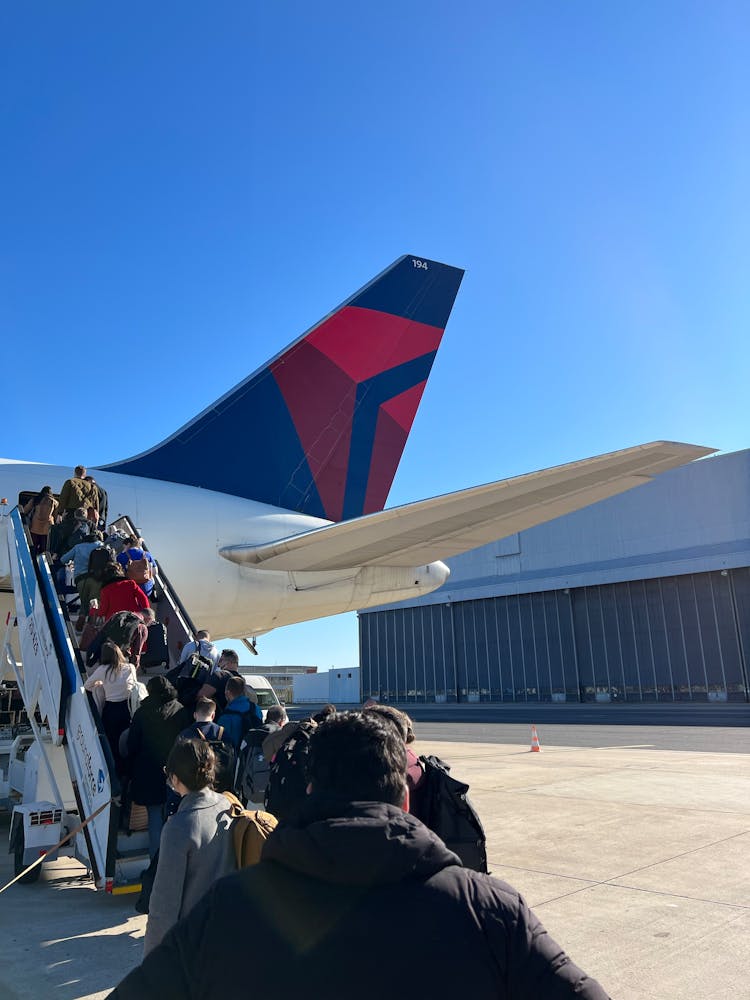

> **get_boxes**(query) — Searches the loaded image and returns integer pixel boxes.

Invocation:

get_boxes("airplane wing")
[220,441,715,572]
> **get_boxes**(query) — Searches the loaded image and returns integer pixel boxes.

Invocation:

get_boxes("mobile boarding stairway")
[0,503,196,892]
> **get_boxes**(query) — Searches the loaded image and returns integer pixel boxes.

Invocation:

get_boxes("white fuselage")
[0,460,449,639]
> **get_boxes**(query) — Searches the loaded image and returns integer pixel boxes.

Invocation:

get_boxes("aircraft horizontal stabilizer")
[219,441,714,573]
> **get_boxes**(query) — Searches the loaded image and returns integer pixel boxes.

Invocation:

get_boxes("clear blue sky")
[2,3,747,670]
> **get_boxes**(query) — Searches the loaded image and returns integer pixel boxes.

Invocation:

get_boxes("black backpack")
[236,725,276,805]
[104,611,143,653]
[414,755,487,873]
[174,653,214,709]
[140,622,169,670]
[195,728,236,793]
[264,722,315,821]
[88,545,115,581]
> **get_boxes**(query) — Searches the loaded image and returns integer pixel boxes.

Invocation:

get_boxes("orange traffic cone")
[529,724,542,752]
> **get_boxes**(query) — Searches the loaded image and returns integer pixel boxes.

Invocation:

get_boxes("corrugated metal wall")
[359,567,750,703]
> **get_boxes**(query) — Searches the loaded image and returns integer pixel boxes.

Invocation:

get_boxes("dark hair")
[74,465,86,478]
[307,711,407,806]
[101,562,125,585]
[100,641,128,682]
[195,697,216,718]
[220,648,239,666]
[365,704,409,742]
[225,675,245,700]
[30,487,53,509]
[166,739,216,792]
[312,703,337,724]
[266,705,286,725]
[146,674,177,702]
[91,550,116,583]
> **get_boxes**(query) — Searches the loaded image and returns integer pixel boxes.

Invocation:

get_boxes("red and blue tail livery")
[104,255,464,521]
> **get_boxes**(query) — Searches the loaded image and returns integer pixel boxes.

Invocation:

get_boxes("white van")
[239,673,281,720]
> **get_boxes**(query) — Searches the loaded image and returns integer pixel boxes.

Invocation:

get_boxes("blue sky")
[2,3,748,669]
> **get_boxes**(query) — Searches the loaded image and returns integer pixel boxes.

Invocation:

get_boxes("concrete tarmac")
[429,738,750,1000]
[0,723,747,999]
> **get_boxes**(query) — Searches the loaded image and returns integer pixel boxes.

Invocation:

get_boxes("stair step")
[116,849,150,862]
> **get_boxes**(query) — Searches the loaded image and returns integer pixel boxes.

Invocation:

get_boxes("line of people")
[110,706,611,1000]
[22,465,108,557]
[113,648,284,942]
[24,476,278,877]
[89,634,266,860]
[130,699,412,954]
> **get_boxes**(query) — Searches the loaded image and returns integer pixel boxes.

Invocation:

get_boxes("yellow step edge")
[110,883,142,895]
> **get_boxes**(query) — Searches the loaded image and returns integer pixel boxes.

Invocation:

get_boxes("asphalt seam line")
[532,879,750,912]
[606,827,750,879]
[496,828,750,911]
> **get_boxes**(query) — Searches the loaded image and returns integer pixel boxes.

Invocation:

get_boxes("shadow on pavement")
[0,817,144,1000]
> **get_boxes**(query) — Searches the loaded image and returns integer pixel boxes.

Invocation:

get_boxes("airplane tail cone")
[530,724,542,753]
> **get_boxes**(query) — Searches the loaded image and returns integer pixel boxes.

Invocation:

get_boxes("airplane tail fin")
[102,255,464,521]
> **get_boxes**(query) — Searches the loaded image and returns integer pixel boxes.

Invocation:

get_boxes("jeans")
[146,804,164,859]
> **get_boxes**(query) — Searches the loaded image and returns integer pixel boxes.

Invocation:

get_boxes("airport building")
[247,666,319,705]
[293,667,360,704]
[358,449,750,704]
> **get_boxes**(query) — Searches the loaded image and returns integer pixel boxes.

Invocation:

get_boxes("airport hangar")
[358,449,750,705]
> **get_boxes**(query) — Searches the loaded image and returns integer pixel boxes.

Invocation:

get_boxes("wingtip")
[648,441,719,460]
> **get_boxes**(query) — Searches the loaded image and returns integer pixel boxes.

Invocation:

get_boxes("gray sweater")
[144,789,235,955]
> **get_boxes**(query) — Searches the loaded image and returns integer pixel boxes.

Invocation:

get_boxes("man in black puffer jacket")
[110,712,610,1000]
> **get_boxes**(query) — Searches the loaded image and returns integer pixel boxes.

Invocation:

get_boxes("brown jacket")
[58,476,98,513]
[24,495,58,536]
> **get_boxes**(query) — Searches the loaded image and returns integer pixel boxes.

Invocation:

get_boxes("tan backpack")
[222,791,277,868]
